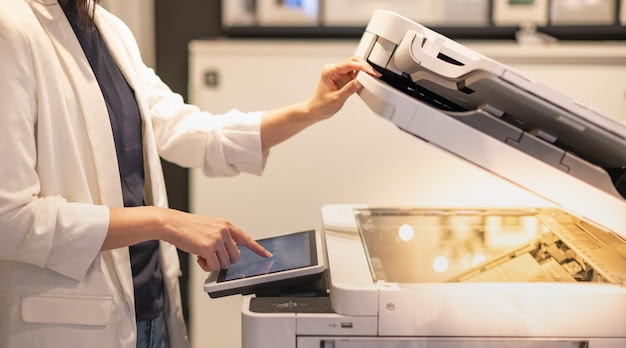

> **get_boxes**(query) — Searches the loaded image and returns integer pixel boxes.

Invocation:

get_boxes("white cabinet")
[187,39,626,348]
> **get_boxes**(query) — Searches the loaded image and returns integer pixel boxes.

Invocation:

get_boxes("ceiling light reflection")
[433,256,449,273]
[472,254,486,266]
[398,224,414,242]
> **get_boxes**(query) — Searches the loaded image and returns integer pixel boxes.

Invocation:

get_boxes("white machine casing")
[354,10,626,236]
[242,10,626,348]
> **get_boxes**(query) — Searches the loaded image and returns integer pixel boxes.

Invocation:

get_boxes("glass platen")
[354,208,626,284]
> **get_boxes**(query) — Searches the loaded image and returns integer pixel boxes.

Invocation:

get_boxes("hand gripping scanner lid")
[354,10,626,237]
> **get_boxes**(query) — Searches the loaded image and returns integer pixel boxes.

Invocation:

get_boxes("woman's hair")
[58,0,100,29]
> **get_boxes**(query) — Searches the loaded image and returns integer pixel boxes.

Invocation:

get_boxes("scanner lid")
[355,10,626,238]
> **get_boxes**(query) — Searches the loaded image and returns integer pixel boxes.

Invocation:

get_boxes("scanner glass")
[354,207,626,284]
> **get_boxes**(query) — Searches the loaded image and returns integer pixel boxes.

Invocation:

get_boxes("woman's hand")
[105,206,271,272]
[159,208,271,272]
[260,56,380,150]
[306,56,380,121]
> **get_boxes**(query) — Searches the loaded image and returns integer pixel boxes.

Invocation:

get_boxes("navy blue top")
[61,2,164,321]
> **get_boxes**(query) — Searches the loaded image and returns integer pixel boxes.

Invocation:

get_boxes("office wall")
[100,0,156,67]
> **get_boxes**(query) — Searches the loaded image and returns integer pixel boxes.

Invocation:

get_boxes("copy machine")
[236,10,626,348]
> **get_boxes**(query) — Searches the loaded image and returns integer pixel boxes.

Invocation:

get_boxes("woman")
[0,0,379,347]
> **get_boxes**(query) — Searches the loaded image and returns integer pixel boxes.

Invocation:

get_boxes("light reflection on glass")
[398,224,415,241]
[472,254,486,266]
[355,208,544,282]
[355,208,622,285]
[433,256,449,273]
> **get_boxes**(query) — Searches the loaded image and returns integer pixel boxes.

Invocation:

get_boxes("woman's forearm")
[260,101,317,151]
[102,206,166,251]
[102,206,270,271]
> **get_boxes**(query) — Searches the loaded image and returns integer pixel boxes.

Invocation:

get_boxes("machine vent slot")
[437,52,465,66]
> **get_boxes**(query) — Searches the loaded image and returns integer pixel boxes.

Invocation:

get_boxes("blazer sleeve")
[0,13,109,282]
[104,12,268,177]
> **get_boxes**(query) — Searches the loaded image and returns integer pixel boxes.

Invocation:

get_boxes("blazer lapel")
[27,0,123,209]
[27,0,136,315]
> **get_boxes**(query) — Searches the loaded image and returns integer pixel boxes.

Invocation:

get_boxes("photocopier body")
[241,10,626,348]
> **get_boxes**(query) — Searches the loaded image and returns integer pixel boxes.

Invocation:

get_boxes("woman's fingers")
[231,228,272,258]
[224,235,241,263]
[201,223,267,271]
[220,226,243,262]
[198,250,220,272]
[196,256,210,272]
[328,56,379,77]
[164,210,263,272]
[215,244,232,269]
[205,226,244,270]
[321,57,380,93]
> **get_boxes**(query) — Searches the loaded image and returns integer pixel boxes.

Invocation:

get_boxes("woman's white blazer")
[0,0,266,347]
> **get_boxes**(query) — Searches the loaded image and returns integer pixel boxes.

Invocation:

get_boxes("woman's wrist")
[286,100,317,124]
[150,206,175,242]
[260,101,320,150]
[303,101,327,122]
